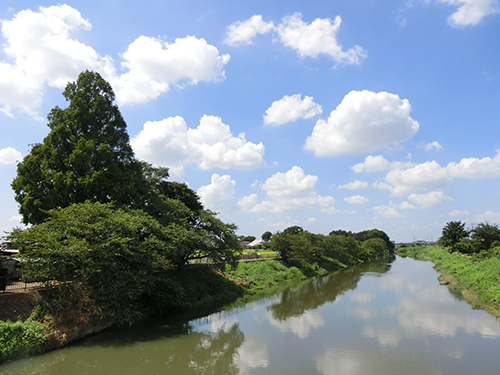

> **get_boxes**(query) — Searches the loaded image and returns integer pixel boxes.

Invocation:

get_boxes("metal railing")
[1,278,41,293]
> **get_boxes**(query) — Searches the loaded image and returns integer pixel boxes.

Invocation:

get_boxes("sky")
[1,0,500,243]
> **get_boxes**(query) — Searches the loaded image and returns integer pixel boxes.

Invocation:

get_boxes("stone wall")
[0,291,39,321]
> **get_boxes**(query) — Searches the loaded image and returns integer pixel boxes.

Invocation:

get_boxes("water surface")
[1,256,499,375]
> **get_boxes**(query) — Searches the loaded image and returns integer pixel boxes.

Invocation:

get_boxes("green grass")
[224,257,345,293]
[398,246,500,316]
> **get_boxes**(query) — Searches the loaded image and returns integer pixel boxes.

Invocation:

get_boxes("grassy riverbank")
[397,246,500,317]
[223,257,345,293]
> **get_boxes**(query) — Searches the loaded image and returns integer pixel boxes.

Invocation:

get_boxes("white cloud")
[419,141,444,151]
[131,115,265,174]
[407,191,454,208]
[197,174,236,210]
[0,147,22,165]
[9,215,23,222]
[304,90,419,157]
[449,209,470,217]
[238,166,335,212]
[0,5,229,117]
[321,207,341,214]
[276,13,366,66]
[474,210,500,223]
[0,5,109,116]
[307,217,318,223]
[400,201,417,210]
[352,155,390,173]
[344,195,369,204]
[446,151,500,179]
[385,160,451,196]
[372,181,393,190]
[263,94,322,126]
[437,0,500,27]
[373,201,404,218]
[224,15,274,46]
[114,35,229,105]
[384,150,500,196]
[338,180,369,190]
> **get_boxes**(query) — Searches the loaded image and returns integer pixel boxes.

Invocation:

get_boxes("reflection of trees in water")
[0,322,245,375]
[163,323,244,375]
[269,259,393,321]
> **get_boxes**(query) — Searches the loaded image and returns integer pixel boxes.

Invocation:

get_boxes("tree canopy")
[12,70,145,224]
[10,71,241,271]
[439,221,469,248]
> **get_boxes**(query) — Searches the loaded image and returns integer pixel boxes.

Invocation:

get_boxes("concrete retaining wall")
[0,291,39,322]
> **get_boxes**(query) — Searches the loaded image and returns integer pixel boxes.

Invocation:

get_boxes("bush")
[0,319,46,361]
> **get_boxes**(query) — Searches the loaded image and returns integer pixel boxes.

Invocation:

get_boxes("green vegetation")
[12,71,145,225]
[398,246,500,317]
[225,261,307,291]
[0,319,47,362]
[438,220,500,254]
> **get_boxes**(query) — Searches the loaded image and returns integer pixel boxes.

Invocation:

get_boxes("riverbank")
[0,255,371,363]
[0,266,244,363]
[397,246,500,318]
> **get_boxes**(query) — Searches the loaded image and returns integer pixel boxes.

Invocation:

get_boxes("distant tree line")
[266,226,394,266]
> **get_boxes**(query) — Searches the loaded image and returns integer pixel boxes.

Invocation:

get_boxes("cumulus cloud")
[437,0,500,27]
[407,191,453,208]
[0,5,229,117]
[338,180,369,190]
[0,147,22,165]
[352,155,390,173]
[263,94,322,126]
[238,166,335,212]
[224,15,274,46]
[114,35,229,105]
[344,195,369,204]
[131,115,265,177]
[373,201,404,218]
[385,160,452,196]
[276,13,366,66]
[197,174,236,210]
[0,5,108,116]
[384,150,500,196]
[400,201,417,210]
[226,13,366,66]
[304,90,419,157]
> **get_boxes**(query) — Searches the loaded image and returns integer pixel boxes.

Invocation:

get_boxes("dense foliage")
[438,221,500,254]
[12,71,145,225]
[269,226,393,266]
[0,319,46,361]
[8,71,241,328]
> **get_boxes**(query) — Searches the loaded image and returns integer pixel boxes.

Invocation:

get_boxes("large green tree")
[12,70,145,224]
[471,222,500,252]
[439,221,469,248]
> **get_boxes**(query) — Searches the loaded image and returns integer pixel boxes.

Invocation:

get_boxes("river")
[1,255,500,375]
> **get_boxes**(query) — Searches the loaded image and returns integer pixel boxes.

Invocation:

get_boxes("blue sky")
[1,0,500,243]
